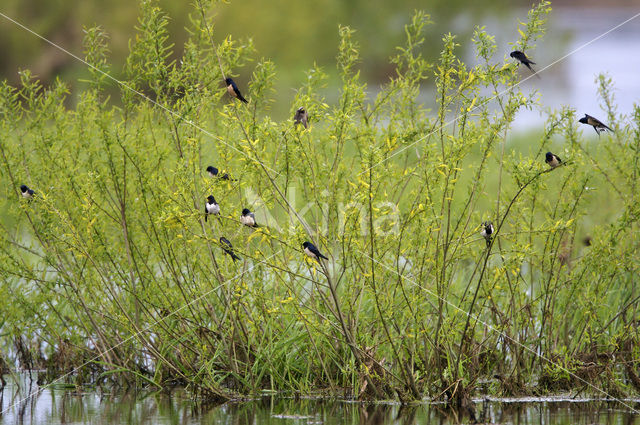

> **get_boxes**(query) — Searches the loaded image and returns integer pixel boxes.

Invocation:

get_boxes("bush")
[0,0,639,403]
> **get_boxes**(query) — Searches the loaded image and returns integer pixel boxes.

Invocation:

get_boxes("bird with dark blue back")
[206,165,232,180]
[225,78,248,103]
[20,185,34,199]
[579,114,612,135]
[241,208,259,227]
[220,236,241,262]
[302,241,328,262]
[510,50,537,76]
[545,152,562,168]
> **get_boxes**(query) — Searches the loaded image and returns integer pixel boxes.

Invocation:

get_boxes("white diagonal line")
[0,11,277,175]
[2,6,639,414]
[358,11,640,177]
[0,250,282,415]
[364,252,640,414]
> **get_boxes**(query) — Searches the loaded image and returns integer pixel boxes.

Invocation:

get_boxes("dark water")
[2,376,640,425]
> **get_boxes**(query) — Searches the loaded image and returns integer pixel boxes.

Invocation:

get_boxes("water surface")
[2,375,640,424]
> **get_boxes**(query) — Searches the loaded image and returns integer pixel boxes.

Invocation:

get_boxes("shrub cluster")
[0,0,639,405]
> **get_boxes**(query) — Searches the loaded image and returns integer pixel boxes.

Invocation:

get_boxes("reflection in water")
[1,375,640,424]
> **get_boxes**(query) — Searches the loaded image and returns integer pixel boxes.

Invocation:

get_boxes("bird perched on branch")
[294,107,308,129]
[20,184,34,199]
[510,50,537,76]
[206,165,233,180]
[240,208,259,227]
[578,114,612,135]
[225,78,248,103]
[303,241,328,262]
[220,237,240,262]
[545,152,562,168]
[204,195,220,222]
[481,221,494,247]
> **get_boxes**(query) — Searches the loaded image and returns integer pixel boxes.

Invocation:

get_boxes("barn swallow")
[545,152,562,168]
[481,221,494,247]
[206,165,232,180]
[204,195,220,222]
[294,107,308,128]
[302,241,328,262]
[225,78,248,103]
[20,184,35,199]
[510,50,537,75]
[240,208,259,227]
[578,114,612,135]
[220,236,240,262]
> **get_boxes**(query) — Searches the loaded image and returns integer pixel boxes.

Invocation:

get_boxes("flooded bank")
[2,374,640,424]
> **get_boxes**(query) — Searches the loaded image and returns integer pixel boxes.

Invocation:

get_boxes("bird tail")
[232,253,241,262]
[485,237,492,248]
[524,63,540,78]
[205,214,208,222]
[238,95,248,104]
[319,253,329,260]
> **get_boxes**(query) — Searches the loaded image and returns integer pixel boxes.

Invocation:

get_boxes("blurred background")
[0,0,639,127]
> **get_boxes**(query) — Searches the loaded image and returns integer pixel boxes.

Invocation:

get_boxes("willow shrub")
[0,0,639,402]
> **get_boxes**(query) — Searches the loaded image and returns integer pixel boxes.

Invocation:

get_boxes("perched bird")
[481,221,494,247]
[225,78,248,104]
[293,107,308,129]
[302,241,328,262]
[220,237,240,262]
[204,195,220,222]
[545,151,562,168]
[510,50,537,75]
[20,184,35,199]
[578,114,612,135]
[240,208,259,227]
[205,165,231,180]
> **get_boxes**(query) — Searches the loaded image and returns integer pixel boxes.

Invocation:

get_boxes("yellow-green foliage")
[0,0,639,401]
